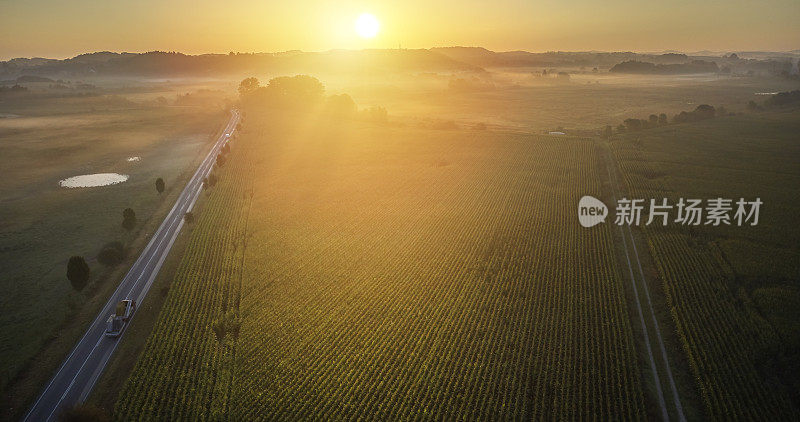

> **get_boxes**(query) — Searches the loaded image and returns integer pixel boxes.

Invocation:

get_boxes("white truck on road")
[105,299,136,337]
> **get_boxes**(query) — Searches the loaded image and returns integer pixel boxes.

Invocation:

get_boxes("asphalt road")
[23,110,240,422]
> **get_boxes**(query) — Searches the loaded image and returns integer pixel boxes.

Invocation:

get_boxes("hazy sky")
[1,0,798,59]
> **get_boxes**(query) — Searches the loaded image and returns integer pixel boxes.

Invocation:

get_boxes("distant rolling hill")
[0,49,482,79]
[2,47,797,80]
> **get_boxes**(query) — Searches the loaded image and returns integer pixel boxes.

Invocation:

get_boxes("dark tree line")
[604,105,719,136]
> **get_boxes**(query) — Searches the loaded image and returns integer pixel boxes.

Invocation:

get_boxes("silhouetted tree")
[98,242,125,267]
[155,178,165,194]
[268,75,324,104]
[658,113,668,125]
[121,208,136,230]
[624,118,643,131]
[238,77,259,97]
[648,114,659,126]
[67,256,90,291]
[693,104,716,119]
[203,173,218,189]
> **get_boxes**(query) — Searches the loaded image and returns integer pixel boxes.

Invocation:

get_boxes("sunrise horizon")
[3,0,798,61]
[5,45,800,62]
[3,1,800,421]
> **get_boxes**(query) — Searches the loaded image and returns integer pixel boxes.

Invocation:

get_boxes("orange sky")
[1,0,798,59]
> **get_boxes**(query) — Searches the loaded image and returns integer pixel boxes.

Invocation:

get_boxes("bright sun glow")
[355,13,380,39]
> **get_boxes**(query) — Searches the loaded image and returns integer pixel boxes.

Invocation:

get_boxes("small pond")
[59,173,129,188]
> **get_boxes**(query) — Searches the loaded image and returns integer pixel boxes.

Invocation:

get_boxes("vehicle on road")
[104,299,136,337]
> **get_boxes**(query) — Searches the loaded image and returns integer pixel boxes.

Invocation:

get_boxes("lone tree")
[155,178,165,194]
[184,211,195,224]
[238,77,260,98]
[67,256,90,291]
[623,118,643,131]
[122,208,136,230]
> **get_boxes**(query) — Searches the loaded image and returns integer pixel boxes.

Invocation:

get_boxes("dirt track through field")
[604,148,686,422]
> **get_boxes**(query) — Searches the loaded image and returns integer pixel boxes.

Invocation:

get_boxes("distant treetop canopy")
[238,75,325,109]
[610,60,719,74]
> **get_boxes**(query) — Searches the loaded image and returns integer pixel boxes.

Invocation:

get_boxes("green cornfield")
[114,115,647,420]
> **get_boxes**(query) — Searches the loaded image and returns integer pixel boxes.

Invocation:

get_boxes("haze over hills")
[1,47,798,80]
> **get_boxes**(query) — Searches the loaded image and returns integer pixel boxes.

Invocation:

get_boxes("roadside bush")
[67,256,90,291]
[203,173,218,190]
[155,177,165,194]
[98,242,125,267]
[184,212,195,223]
[122,208,136,230]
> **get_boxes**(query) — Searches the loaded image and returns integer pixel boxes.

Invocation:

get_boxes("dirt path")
[603,147,686,422]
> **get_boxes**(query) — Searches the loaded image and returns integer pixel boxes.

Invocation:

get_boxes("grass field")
[113,112,651,419]
[334,72,800,132]
[0,85,228,413]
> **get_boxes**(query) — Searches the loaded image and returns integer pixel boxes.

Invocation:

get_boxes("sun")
[355,13,380,39]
